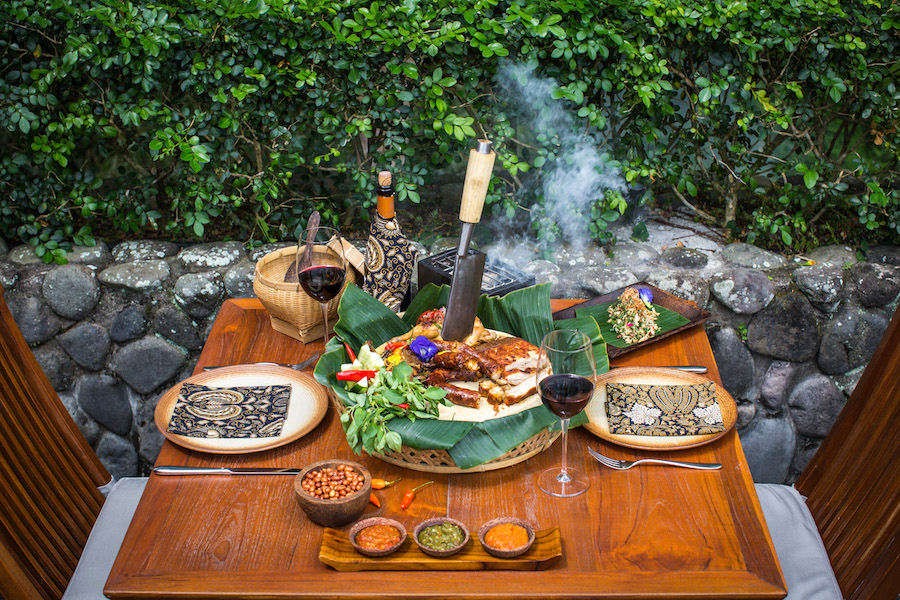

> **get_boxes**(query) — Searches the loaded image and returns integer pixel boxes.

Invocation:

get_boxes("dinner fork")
[587,447,721,470]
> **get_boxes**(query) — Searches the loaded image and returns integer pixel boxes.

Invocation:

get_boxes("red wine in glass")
[296,224,347,342]
[536,329,595,498]
[297,265,345,303]
[540,374,594,418]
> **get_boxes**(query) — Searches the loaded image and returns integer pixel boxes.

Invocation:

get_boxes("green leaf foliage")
[1,0,898,260]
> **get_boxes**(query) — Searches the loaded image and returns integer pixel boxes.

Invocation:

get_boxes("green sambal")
[418,522,464,551]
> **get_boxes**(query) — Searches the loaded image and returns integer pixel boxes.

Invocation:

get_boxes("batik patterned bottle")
[363,171,416,311]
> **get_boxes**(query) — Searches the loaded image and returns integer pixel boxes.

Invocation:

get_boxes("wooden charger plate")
[584,367,737,450]
[319,526,561,571]
[154,364,328,454]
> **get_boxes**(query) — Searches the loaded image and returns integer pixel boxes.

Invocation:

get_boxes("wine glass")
[296,225,347,343]
[536,329,596,498]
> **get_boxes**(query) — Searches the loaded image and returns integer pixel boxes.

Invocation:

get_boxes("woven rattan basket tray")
[328,394,559,473]
[254,244,360,342]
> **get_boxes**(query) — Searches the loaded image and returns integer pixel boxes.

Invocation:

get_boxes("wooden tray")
[319,526,561,571]
[552,282,710,358]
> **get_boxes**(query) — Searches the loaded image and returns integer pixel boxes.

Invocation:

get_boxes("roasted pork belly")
[434,340,503,382]
[475,337,540,370]
[505,378,538,404]
[422,368,481,386]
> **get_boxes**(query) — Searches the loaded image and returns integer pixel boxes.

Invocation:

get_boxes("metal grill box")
[417,249,535,297]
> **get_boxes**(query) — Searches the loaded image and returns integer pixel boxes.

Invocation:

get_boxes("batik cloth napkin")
[606,381,725,436]
[167,382,291,438]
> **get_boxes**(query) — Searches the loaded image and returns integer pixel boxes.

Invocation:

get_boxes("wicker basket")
[328,394,560,473]
[254,244,360,342]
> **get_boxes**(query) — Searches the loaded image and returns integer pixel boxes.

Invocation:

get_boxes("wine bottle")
[363,171,417,312]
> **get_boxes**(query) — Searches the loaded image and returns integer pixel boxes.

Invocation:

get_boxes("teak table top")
[105,298,786,599]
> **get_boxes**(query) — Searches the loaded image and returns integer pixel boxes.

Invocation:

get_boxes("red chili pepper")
[400,481,433,510]
[344,341,357,362]
[384,341,406,351]
[371,477,401,490]
[369,492,381,508]
[336,370,376,382]
[397,403,410,409]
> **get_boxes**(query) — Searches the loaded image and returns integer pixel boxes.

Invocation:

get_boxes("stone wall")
[2,227,898,484]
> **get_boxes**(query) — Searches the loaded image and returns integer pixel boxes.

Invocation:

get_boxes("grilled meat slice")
[439,384,481,408]
[479,380,506,407]
[432,349,480,373]
[475,336,540,370]
[421,368,481,386]
[433,340,504,382]
[400,346,425,373]
[474,336,541,404]
[505,378,539,405]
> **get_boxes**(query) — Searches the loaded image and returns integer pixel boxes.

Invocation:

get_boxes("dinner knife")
[153,466,301,475]
[612,365,708,373]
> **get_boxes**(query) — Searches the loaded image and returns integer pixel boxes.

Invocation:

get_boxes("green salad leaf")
[341,361,448,455]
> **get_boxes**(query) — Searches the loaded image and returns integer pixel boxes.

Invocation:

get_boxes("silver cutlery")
[659,365,707,373]
[611,365,708,373]
[153,466,301,475]
[588,447,721,470]
[202,353,320,371]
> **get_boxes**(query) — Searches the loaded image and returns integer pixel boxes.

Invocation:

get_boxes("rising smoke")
[491,62,626,259]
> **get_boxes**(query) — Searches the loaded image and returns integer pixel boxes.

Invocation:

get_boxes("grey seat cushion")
[63,477,148,600]
[755,483,844,600]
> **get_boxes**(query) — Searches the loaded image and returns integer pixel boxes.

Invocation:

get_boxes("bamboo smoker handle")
[459,139,496,224]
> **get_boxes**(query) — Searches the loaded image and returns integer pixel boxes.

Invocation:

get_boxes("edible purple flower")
[638,288,654,304]
[410,336,438,361]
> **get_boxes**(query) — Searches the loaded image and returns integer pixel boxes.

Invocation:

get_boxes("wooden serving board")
[319,527,561,571]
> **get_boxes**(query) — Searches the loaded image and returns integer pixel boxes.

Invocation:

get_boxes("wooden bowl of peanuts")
[294,460,372,527]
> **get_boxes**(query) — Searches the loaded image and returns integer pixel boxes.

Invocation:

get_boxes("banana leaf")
[553,315,610,376]
[333,284,409,350]
[575,302,690,349]
[401,283,447,327]
[448,402,557,470]
[403,283,554,346]
[315,282,609,469]
[477,284,554,346]
[386,416,474,451]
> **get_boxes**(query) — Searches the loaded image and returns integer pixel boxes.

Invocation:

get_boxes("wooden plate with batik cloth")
[584,366,737,450]
[154,364,328,454]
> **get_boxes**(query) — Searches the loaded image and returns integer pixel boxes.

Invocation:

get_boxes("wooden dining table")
[105,297,786,599]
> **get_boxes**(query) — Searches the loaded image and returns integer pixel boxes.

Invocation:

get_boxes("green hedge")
[1,0,898,262]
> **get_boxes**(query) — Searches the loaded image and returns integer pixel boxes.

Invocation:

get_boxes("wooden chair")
[757,304,900,599]
[0,283,146,600]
